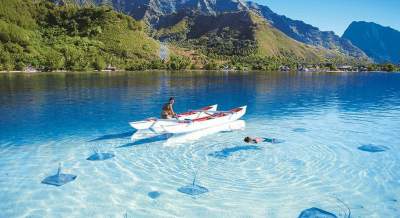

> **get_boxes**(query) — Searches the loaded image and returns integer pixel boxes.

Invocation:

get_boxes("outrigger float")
[129,105,247,134]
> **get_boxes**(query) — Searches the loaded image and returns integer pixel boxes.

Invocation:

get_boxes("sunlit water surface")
[0,71,399,218]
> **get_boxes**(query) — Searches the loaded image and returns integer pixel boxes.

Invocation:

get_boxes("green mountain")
[0,0,160,71]
[343,21,400,63]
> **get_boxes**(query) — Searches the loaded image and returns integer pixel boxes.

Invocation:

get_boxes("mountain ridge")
[343,21,400,63]
[153,10,352,66]
[246,2,366,58]
[81,0,367,59]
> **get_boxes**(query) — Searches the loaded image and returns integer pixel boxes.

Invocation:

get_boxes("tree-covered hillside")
[0,0,160,71]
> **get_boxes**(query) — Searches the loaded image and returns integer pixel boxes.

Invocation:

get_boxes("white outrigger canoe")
[129,104,218,131]
[161,106,247,134]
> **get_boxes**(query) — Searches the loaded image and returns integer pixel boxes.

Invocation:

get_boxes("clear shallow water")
[0,71,400,218]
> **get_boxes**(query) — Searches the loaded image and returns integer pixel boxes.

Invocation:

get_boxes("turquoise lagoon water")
[0,71,399,217]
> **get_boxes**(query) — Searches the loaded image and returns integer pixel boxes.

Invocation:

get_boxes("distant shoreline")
[0,70,398,74]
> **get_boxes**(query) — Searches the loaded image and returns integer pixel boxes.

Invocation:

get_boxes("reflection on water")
[0,71,400,217]
[163,120,245,146]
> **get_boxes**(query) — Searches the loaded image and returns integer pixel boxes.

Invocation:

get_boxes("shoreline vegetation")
[1,1,399,73]
[1,66,399,74]
[0,61,399,73]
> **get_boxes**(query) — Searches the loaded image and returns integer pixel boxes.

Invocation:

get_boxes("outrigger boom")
[189,110,235,114]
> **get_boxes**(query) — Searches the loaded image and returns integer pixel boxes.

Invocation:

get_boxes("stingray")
[358,144,389,153]
[148,191,161,199]
[41,164,77,186]
[177,173,209,196]
[298,207,337,218]
[293,128,308,133]
[87,147,115,161]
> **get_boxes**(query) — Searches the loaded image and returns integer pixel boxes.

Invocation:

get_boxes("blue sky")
[254,0,400,36]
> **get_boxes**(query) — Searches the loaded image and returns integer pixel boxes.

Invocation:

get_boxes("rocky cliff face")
[88,0,247,22]
[343,21,400,63]
[246,2,366,58]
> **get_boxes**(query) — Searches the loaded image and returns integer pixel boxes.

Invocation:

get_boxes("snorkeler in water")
[244,136,278,144]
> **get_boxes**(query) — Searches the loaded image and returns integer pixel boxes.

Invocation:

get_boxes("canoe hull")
[164,120,245,146]
[161,106,247,134]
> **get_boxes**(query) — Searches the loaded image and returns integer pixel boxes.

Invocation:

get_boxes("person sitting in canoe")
[244,136,277,144]
[161,97,177,119]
